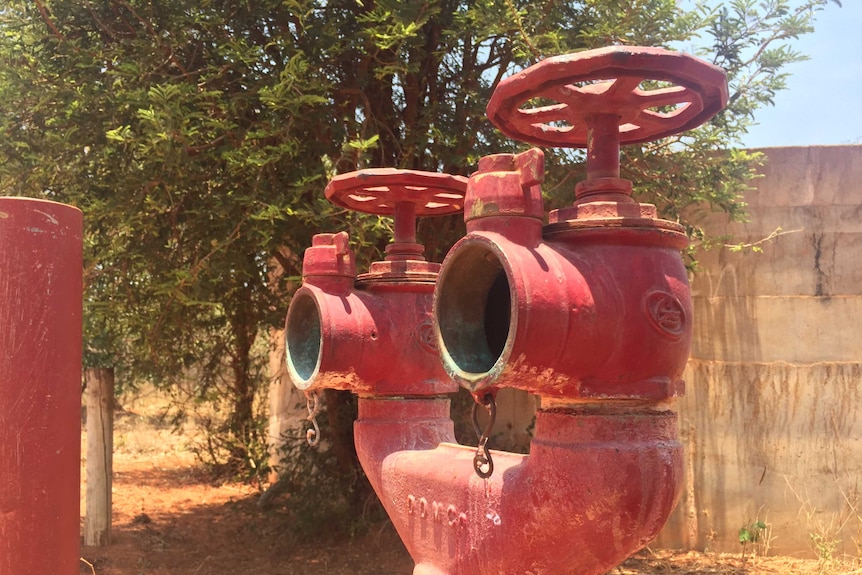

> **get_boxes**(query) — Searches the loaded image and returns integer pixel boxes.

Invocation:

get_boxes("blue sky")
[742,1,862,148]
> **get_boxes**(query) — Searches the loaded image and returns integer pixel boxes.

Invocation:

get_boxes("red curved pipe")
[354,397,681,575]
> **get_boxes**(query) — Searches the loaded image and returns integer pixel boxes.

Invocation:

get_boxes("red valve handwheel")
[486,46,728,148]
[325,168,467,217]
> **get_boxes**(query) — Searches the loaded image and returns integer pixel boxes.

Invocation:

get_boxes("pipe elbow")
[489,408,683,574]
[355,403,682,575]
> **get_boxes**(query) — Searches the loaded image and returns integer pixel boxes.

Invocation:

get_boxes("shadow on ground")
[81,492,412,575]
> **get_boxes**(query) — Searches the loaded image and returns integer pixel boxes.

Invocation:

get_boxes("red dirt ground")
[79,399,858,575]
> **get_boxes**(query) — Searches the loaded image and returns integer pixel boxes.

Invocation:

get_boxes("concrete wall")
[656,145,862,557]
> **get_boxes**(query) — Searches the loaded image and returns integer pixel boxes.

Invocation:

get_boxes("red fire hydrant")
[285,46,727,575]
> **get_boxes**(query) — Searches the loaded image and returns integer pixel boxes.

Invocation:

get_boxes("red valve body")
[424,148,691,573]
[436,223,691,400]
[286,233,456,396]
[288,282,455,396]
[436,149,691,400]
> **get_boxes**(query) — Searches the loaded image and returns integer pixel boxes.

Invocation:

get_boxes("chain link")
[305,391,321,447]
[471,392,497,479]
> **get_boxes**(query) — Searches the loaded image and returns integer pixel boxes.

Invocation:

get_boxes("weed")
[785,475,862,573]
[810,531,840,573]
[739,516,772,564]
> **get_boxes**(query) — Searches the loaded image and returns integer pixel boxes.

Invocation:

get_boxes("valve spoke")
[606,76,642,98]
[510,103,587,140]
[536,83,589,108]
[636,104,698,131]
[636,85,696,111]
[513,102,572,126]
[633,111,668,130]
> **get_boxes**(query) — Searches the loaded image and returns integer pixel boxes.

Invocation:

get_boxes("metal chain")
[471,392,497,479]
[305,390,321,448]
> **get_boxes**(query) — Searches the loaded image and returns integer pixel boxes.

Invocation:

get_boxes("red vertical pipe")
[0,198,83,575]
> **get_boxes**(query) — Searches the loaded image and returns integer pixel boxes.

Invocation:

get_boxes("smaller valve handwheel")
[324,168,467,257]
[325,168,467,218]
[486,46,728,148]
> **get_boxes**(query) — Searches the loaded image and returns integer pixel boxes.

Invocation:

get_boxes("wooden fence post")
[84,367,114,546]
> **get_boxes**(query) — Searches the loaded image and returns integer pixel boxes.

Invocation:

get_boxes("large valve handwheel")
[486,46,728,148]
[325,168,467,218]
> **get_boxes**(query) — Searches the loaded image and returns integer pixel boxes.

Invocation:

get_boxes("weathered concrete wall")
[656,145,862,557]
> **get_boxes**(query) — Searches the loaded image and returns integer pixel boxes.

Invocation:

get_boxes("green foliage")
[739,520,768,545]
[739,518,771,563]
[263,393,383,540]
[0,0,840,477]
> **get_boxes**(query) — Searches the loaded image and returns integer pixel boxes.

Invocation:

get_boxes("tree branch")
[33,0,67,43]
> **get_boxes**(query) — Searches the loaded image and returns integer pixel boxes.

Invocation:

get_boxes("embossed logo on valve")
[644,291,686,340]
[407,494,467,527]
[415,317,437,353]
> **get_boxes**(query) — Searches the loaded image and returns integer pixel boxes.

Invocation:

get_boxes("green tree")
[0,0,839,478]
